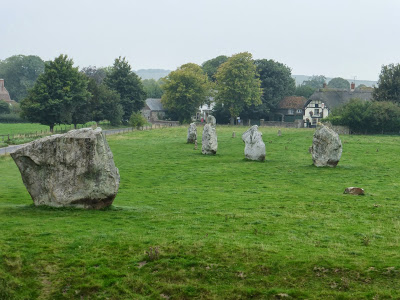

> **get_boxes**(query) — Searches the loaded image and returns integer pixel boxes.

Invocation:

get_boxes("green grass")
[1,126,400,299]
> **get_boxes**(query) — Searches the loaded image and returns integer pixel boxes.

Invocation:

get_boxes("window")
[296,109,302,113]
[288,109,294,115]
[315,104,319,108]
[312,118,317,125]
[314,109,319,115]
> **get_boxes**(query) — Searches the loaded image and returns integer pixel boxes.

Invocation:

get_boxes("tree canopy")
[302,75,326,89]
[81,66,108,85]
[161,63,211,124]
[215,52,262,122]
[201,55,228,82]
[20,54,91,131]
[327,77,350,89]
[294,85,315,98]
[104,57,146,122]
[0,100,11,114]
[142,79,164,98]
[0,55,45,102]
[373,63,400,103]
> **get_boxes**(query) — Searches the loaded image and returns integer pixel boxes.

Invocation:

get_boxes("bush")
[129,112,147,128]
[0,113,26,123]
[325,98,400,134]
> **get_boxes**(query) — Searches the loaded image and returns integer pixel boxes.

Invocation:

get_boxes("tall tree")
[373,63,400,103]
[215,52,262,123]
[81,66,108,85]
[255,59,296,113]
[202,55,228,82]
[327,77,350,89]
[0,55,45,102]
[20,55,91,132]
[87,78,123,126]
[142,79,163,98]
[294,85,315,98]
[104,57,146,122]
[161,63,211,124]
[302,75,326,89]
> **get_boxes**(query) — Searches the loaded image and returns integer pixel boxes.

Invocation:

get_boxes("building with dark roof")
[273,96,307,122]
[141,98,166,122]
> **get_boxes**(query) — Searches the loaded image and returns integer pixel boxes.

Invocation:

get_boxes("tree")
[20,55,91,132]
[104,57,146,122]
[81,66,108,85]
[201,55,228,82]
[327,77,350,89]
[254,59,296,113]
[0,100,10,114]
[373,63,400,103]
[161,63,211,124]
[142,79,163,98]
[302,75,326,89]
[215,52,262,123]
[294,85,315,98]
[129,111,147,128]
[0,55,45,102]
[87,78,123,126]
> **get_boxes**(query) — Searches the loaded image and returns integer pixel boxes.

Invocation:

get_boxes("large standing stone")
[202,124,218,155]
[311,124,342,167]
[207,115,216,127]
[242,125,265,161]
[187,123,197,144]
[11,128,120,209]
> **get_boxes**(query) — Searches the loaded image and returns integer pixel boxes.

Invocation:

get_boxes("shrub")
[129,112,147,128]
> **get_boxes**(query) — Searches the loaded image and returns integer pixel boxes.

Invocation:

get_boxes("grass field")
[1,126,400,299]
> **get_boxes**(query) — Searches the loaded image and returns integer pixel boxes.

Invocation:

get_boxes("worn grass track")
[1,126,400,299]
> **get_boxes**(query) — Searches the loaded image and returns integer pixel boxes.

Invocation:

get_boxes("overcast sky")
[2,0,399,81]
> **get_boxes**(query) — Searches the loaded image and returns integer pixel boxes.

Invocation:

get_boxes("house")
[303,88,373,127]
[0,79,13,104]
[195,98,215,121]
[273,96,307,122]
[141,98,166,122]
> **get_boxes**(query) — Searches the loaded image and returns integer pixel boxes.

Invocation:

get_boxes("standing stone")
[242,125,265,161]
[311,124,342,167]
[202,124,218,155]
[187,123,197,144]
[11,128,120,209]
[207,115,216,127]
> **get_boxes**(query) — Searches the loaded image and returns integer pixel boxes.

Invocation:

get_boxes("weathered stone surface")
[202,124,218,155]
[242,125,265,161]
[187,123,197,144]
[11,128,120,209]
[344,187,365,195]
[207,115,216,127]
[311,125,342,167]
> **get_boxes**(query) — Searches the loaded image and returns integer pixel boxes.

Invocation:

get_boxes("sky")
[2,0,400,81]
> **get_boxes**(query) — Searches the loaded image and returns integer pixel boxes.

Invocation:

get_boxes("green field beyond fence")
[1,127,400,299]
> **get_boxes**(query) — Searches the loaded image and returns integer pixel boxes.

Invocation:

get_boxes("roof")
[307,89,373,110]
[278,96,307,109]
[145,98,164,111]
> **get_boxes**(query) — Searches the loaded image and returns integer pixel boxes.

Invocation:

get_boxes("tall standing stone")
[311,124,342,167]
[11,128,120,209]
[242,125,266,161]
[202,124,218,155]
[187,123,197,144]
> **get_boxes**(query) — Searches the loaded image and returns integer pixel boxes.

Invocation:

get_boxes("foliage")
[326,98,400,133]
[212,101,231,124]
[0,100,10,114]
[129,111,147,128]
[2,127,400,298]
[201,55,228,82]
[327,77,350,89]
[0,113,25,123]
[142,78,163,98]
[294,85,315,98]
[0,55,45,102]
[104,57,146,122]
[87,79,123,126]
[20,55,91,131]
[373,63,400,103]
[81,65,108,85]
[254,59,296,113]
[161,63,211,124]
[215,52,262,121]
[302,75,326,89]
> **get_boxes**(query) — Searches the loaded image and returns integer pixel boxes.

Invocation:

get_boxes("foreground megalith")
[202,124,218,155]
[242,125,265,161]
[311,124,342,167]
[11,128,120,209]
[187,123,197,144]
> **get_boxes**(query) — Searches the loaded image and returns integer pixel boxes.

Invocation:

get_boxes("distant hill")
[135,69,171,80]
[292,75,377,88]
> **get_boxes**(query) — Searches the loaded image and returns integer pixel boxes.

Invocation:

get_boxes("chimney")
[0,79,4,91]
[351,82,355,91]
